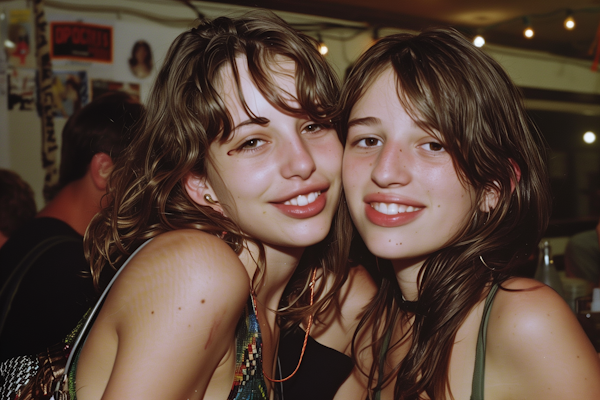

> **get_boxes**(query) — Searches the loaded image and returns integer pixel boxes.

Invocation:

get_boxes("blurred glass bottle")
[534,240,565,299]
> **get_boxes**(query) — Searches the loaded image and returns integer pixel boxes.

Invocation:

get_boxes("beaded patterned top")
[228,296,269,400]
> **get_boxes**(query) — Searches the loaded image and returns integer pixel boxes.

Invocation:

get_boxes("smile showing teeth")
[284,191,321,206]
[371,202,422,215]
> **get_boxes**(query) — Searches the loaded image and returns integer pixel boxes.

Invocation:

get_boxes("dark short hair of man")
[58,91,144,189]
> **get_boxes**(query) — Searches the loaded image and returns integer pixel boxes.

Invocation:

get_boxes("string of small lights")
[470,7,591,48]
[4,1,599,68]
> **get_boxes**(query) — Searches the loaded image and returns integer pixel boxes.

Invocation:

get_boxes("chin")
[357,228,410,259]
[284,227,331,249]
[365,242,408,260]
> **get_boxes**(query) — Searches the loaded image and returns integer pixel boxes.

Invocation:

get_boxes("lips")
[272,190,328,219]
[362,194,425,227]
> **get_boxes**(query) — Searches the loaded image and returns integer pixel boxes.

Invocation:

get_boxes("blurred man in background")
[0,91,144,361]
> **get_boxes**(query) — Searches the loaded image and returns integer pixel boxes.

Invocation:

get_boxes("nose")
[371,142,411,188]
[281,137,317,180]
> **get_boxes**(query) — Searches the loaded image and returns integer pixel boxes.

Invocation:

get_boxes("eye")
[238,138,266,151]
[302,123,325,134]
[421,142,445,152]
[355,137,382,148]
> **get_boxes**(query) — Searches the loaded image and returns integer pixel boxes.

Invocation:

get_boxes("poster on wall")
[4,9,35,69]
[91,79,140,102]
[50,22,113,63]
[128,40,153,79]
[8,68,35,111]
[47,70,89,118]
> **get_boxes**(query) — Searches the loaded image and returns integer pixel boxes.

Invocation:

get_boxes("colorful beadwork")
[228,296,269,400]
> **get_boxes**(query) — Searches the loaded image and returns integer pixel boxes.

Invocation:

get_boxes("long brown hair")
[340,28,552,399]
[85,11,352,324]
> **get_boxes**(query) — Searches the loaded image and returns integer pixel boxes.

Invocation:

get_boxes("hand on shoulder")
[485,277,600,400]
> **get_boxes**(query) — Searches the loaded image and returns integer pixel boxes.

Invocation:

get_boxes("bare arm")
[486,277,600,400]
[76,230,250,400]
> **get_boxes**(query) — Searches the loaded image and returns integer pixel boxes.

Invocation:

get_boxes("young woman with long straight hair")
[341,28,600,400]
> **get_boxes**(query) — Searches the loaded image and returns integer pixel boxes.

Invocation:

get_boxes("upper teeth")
[371,202,422,215]
[284,191,321,206]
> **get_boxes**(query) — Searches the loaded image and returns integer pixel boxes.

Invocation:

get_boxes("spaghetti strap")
[470,283,500,400]
[374,322,394,400]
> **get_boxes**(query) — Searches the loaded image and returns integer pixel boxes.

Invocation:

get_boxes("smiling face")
[342,67,476,268]
[206,57,343,250]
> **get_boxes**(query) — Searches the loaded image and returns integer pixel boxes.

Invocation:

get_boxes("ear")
[480,183,500,213]
[479,159,521,213]
[183,173,223,214]
[90,152,114,191]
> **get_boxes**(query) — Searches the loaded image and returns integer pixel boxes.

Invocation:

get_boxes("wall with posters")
[1,0,600,208]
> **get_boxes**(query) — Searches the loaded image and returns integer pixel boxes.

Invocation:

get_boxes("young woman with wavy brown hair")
[74,12,374,400]
[340,28,600,400]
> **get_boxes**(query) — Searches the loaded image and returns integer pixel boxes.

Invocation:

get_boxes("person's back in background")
[0,169,37,249]
[0,91,144,361]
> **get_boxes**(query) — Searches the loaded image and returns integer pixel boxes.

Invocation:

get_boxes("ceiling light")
[317,34,328,56]
[584,131,596,144]
[523,16,534,39]
[319,42,328,55]
[473,35,485,47]
[564,11,575,30]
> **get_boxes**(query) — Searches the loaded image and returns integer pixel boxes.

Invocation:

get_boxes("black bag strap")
[0,235,81,337]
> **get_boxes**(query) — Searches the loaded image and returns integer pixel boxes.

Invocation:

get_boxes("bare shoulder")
[485,277,600,399]
[78,230,251,399]
[489,277,576,338]
[488,277,587,351]
[125,229,247,283]
[105,229,250,322]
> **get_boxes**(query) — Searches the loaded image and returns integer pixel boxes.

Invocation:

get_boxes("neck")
[391,257,427,302]
[239,242,304,312]
[37,178,103,236]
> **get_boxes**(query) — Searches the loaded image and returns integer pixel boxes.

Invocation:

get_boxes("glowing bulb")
[319,43,328,55]
[564,16,575,30]
[473,36,485,48]
[524,27,534,39]
[584,131,596,144]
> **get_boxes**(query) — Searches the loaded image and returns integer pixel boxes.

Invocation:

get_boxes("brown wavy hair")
[85,11,352,325]
[340,28,552,399]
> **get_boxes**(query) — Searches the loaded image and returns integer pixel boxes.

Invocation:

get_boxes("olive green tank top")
[373,283,500,400]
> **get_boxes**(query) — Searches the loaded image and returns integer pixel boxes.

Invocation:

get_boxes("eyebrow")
[232,117,270,133]
[347,116,381,129]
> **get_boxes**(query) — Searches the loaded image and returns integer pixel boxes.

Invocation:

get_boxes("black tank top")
[278,327,354,400]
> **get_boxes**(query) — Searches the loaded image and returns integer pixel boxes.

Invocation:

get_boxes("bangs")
[216,47,338,143]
